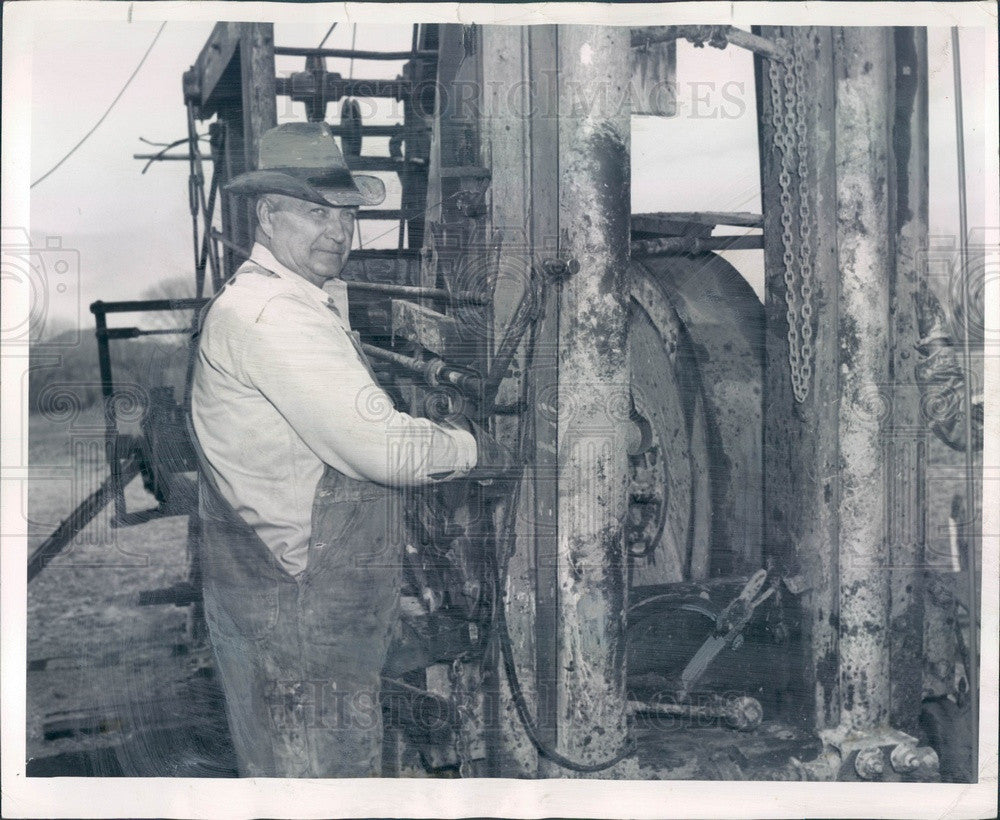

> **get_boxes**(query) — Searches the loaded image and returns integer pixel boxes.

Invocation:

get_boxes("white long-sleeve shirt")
[191,243,477,575]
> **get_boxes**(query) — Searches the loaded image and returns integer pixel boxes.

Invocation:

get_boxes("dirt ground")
[26,406,234,775]
[24,405,977,780]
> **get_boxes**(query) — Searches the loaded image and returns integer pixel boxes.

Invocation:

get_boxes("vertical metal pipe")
[529,25,562,770]
[552,25,632,771]
[949,25,979,766]
[91,303,125,522]
[755,25,841,730]
[888,26,929,736]
[833,27,893,732]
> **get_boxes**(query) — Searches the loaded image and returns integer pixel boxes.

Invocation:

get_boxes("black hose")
[485,279,636,774]
[489,544,637,773]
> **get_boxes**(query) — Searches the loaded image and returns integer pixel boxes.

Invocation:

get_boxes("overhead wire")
[31,22,168,189]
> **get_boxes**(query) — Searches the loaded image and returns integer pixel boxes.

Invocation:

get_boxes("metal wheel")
[627,265,712,584]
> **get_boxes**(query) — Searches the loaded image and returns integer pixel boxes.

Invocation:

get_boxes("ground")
[26,406,234,776]
[24,405,976,780]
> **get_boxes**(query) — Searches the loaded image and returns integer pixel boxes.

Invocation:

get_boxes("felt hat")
[224,122,385,207]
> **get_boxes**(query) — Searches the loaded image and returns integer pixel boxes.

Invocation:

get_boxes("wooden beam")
[481,23,539,777]
[527,24,561,774]
[192,23,242,112]
[239,24,277,184]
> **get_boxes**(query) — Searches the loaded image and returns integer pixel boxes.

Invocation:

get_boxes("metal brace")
[678,569,776,698]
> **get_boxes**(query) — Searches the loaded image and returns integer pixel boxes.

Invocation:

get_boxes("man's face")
[259,193,357,286]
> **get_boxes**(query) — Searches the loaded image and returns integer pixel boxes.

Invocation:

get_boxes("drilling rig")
[30,22,977,781]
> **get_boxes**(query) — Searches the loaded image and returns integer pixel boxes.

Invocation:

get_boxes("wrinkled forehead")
[314,190,360,214]
[269,193,357,215]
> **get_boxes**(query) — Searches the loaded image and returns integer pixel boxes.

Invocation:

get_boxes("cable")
[31,22,167,189]
[348,24,358,79]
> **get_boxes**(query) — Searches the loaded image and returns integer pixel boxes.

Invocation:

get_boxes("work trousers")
[198,463,403,777]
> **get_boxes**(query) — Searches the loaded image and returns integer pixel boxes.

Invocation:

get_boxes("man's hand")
[463,418,521,486]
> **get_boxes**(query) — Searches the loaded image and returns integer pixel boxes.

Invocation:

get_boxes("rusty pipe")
[834,27,893,732]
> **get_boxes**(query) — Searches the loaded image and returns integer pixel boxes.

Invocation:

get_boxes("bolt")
[854,747,885,780]
[628,695,763,732]
[542,258,580,281]
[889,743,918,773]
[723,695,763,731]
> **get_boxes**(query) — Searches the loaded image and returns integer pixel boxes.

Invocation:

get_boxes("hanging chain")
[768,33,814,403]
[448,656,477,777]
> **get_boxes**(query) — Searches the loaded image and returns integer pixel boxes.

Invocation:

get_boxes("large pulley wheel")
[627,264,712,585]
[626,252,764,584]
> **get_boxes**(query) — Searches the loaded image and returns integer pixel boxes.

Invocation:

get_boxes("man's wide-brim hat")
[225,122,385,207]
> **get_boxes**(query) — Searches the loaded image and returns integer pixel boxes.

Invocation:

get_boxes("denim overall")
[189,277,403,777]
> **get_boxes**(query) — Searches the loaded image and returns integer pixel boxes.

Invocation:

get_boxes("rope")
[32,22,167,188]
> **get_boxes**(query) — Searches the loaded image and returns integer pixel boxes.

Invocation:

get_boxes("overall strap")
[183,275,294,582]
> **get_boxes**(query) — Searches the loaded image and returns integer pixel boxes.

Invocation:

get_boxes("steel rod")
[950,25,979,768]
[99,327,193,340]
[91,298,208,315]
[630,234,764,257]
[275,76,411,100]
[631,25,790,62]
[28,459,140,583]
[348,280,488,306]
[359,343,482,394]
[275,46,437,61]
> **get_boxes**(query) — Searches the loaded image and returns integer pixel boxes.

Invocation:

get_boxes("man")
[190,122,508,777]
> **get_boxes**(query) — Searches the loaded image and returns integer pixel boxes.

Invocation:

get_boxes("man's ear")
[256,195,275,240]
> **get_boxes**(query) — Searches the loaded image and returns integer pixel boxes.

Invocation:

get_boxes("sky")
[23,19,988,335]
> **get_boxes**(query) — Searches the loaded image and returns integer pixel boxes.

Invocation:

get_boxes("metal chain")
[792,34,815,399]
[448,656,477,777]
[768,33,814,403]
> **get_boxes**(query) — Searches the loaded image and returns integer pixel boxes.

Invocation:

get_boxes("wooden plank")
[194,23,241,111]
[527,24,561,772]
[630,36,676,116]
[390,300,459,356]
[633,210,764,230]
[480,23,538,777]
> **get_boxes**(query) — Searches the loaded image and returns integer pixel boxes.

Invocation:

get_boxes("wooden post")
[480,24,539,777]
[189,23,276,279]
[232,23,277,266]
[758,27,924,739]
[529,24,562,772]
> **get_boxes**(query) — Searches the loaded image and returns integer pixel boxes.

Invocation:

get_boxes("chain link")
[448,657,478,777]
[769,33,815,403]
